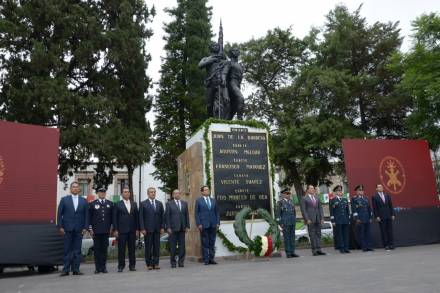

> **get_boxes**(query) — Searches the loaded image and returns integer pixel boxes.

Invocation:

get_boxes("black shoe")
[118,268,123,273]
[208,260,217,265]
[178,264,184,268]
[312,252,318,256]
[367,248,374,251]
[129,267,136,271]
[344,250,350,253]
[389,246,395,250]
[317,251,326,255]
[286,255,293,258]
[339,250,345,254]
[102,269,108,273]
[72,271,83,275]
[204,262,210,265]
[171,264,176,268]
[60,271,69,277]
[94,270,100,274]
[291,253,300,258]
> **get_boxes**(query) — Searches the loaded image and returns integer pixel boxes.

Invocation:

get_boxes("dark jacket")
[57,195,89,232]
[329,196,350,225]
[113,200,139,233]
[139,199,164,233]
[195,196,220,229]
[351,195,373,223]
[372,193,394,220]
[275,198,296,226]
[89,199,113,234]
[165,199,190,232]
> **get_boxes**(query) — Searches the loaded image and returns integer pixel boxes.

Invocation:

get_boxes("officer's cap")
[97,187,107,192]
[280,188,291,194]
[354,184,364,191]
[333,185,343,192]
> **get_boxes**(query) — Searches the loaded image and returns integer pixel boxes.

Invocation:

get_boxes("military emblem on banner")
[379,156,406,194]
[0,155,5,186]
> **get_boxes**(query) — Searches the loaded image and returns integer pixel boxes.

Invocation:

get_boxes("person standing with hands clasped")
[139,187,164,270]
[195,186,220,265]
[276,188,299,258]
[165,189,190,268]
[372,184,395,251]
[113,186,139,272]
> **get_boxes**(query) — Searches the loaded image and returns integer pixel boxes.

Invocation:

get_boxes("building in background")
[57,162,167,205]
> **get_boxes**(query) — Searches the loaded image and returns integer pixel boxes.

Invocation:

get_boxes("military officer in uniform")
[276,188,299,258]
[89,187,113,273]
[351,185,374,252]
[329,185,350,253]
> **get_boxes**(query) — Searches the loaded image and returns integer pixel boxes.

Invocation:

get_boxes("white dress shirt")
[124,199,131,213]
[72,195,79,211]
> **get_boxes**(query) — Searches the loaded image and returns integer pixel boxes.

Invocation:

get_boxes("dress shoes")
[94,270,100,274]
[59,271,69,277]
[316,251,326,255]
[291,253,300,257]
[129,267,136,271]
[178,264,184,268]
[117,268,123,273]
[153,265,160,270]
[72,271,83,275]
[208,260,217,265]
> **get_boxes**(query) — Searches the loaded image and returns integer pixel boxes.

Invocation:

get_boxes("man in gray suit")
[300,185,326,256]
[165,189,190,268]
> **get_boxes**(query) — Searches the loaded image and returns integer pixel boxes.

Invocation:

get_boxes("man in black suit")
[165,189,190,268]
[372,183,395,250]
[89,187,113,274]
[57,181,89,276]
[139,187,164,270]
[113,186,139,272]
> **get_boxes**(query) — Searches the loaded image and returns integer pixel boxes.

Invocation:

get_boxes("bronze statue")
[198,22,244,120]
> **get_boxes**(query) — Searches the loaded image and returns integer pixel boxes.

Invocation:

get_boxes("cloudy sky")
[145,0,440,123]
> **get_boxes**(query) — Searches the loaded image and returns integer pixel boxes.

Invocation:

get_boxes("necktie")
[311,195,316,207]
[177,200,181,211]
[380,193,385,203]
[151,200,156,210]
[207,198,211,209]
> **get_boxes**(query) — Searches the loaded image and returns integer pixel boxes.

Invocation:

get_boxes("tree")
[399,13,440,149]
[0,0,155,196]
[238,5,408,195]
[152,0,212,193]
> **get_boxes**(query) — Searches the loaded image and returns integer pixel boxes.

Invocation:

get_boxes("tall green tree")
[239,5,408,195]
[0,0,155,196]
[399,13,440,150]
[152,0,212,193]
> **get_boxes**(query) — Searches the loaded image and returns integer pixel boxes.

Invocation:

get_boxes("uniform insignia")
[107,204,110,208]
[95,204,100,209]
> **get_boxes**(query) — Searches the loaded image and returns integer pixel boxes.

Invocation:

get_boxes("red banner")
[342,139,439,208]
[0,121,60,223]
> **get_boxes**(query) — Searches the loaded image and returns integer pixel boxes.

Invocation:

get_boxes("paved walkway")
[1,244,439,293]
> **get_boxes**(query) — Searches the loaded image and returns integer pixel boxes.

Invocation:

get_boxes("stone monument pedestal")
[178,121,274,259]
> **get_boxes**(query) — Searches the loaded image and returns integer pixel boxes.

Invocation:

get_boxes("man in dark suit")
[275,188,299,258]
[139,187,164,270]
[165,189,190,268]
[113,186,139,272]
[88,187,113,274]
[195,185,220,265]
[300,185,326,256]
[329,185,350,254]
[57,181,89,276]
[351,184,374,252]
[372,183,395,250]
